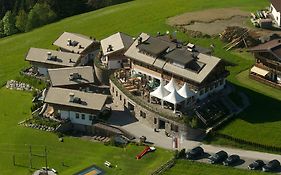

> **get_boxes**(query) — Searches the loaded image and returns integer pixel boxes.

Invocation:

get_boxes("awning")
[250,66,269,77]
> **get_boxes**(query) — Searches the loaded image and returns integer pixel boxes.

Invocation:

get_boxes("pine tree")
[2,11,17,36]
[16,9,27,32]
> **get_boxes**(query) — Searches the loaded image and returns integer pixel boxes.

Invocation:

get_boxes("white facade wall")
[271,4,281,26]
[59,110,94,126]
[197,79,226,100]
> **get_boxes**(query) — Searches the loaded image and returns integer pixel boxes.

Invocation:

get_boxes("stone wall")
[110,79,190,137]
[94,61,110,85]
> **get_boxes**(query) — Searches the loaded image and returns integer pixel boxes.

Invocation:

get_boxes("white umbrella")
[163,89,185,113]
[150,80,170,107]
[164,77,179,92]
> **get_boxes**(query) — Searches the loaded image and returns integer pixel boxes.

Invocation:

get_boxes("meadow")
[0,0,278,174]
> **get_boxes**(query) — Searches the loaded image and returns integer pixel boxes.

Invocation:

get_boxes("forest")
[0,0,131,37]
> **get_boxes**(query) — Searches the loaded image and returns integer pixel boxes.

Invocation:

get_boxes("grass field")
[0,0,278,174]
[164,160,269,175]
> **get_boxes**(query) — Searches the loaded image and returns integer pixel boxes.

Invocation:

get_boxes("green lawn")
[216,70,281,148]
[0,89,173,174]
[0,0,278,173]
[164,160,269,175]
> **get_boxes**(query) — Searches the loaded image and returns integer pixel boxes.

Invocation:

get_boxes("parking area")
[185,148,281,174]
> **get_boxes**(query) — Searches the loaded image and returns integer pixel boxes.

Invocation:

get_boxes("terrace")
[111,69,195,123]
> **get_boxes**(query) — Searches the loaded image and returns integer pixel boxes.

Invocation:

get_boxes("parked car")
[209,150,228,164]
[248,160,265,170]
[262,159,280,172]
[223,155,240,166]
[186,146,204,159]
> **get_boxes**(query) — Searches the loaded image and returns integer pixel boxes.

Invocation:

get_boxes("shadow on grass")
[227,83,281,124]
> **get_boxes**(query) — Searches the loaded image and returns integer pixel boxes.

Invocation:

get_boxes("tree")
[26,2,56,31]
[15,9,27,32]
[0,20,5,37]
[2,11,17,36]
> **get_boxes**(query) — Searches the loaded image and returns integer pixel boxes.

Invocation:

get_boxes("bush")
[178,149,186,159]
[190,117,199,129]
[174,150,179,159]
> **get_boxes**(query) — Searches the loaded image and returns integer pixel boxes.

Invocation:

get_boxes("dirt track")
[167,8,250,36]
[167,8,249,26]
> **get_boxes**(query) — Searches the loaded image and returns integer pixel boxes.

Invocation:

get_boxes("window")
[215,82,219,88]
[154,118,157,124]
[140,111,146,118]
[116,91,118,97]
[75,113,79,119]
[119,95,122,101]
[112,87,114,93]
[81,114,85,120]
[89,115,94,121]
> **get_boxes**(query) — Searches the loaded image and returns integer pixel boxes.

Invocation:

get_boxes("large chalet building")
[249,39,281,88]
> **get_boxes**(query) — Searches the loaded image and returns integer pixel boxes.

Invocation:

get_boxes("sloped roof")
[125,33,221,84]
[44,87,107,111]
[25,48,81,67]
[163,89,185,105]
[53,32,96,54]
[48,66,94,87]
[101,32,134,56]
[271,0,281,12]
[249,39,281,61]
[177,82,195,98]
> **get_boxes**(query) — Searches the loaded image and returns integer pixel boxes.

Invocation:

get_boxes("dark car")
[186,146,204,159]
[262,159,280,172]
[248,160,265,170]
[223,154,240,166]
[209,150,228,164]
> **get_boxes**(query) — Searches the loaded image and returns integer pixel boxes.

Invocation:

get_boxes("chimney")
[138,37,143,45]
[69,92,75,102]
[67,39,72,46]
[107,45,113,52]
[47,52,52,60]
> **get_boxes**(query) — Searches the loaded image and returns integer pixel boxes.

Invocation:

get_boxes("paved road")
[109,102,281,172]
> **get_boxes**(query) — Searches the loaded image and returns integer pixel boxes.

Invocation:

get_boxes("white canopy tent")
[164,77,179,92]
[177,83,195,107]
[163,89,185,113]
[150,81,170,107]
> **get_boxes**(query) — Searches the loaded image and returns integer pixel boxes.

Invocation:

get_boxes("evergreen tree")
[26,2,56,31]
[2,11,17,36]
[0,20,5,37]
[16,9,28,32]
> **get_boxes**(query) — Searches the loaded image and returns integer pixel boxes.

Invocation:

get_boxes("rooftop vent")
[67,39,72,46]
[187,43,195,52]
[69,92,82,104]
[69,73,82,80]
[47,52,58,61]
[47,52,52,60]
[107,45,113,52]
[138,37,143,45]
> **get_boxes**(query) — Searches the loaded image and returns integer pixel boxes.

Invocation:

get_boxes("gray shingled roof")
[137,37,176,57]
[101,32,134,56]
[164,49,194,65]
[44,87,107,111]
[53,32,95,54]
[125,33,221,83]
[48,66,94,87]
[25,48,81,67]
